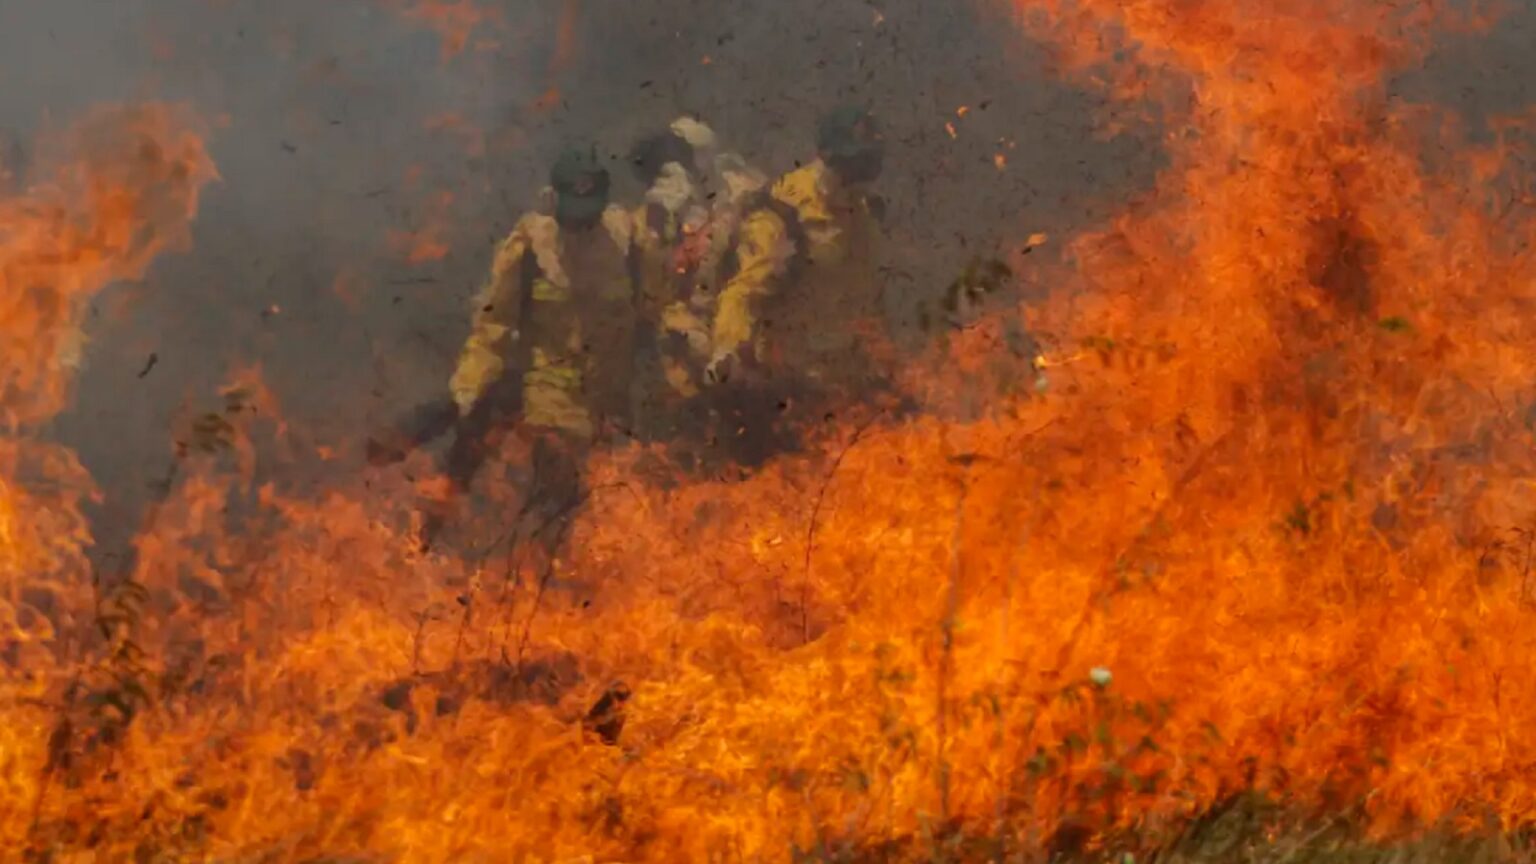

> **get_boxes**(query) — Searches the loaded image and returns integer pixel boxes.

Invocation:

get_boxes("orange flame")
[15,1,1536,860]
[399,0,498,62]
[388,189,455,265]
[0,102,211,666]
[0,106,213,847]
[0,105,214,427]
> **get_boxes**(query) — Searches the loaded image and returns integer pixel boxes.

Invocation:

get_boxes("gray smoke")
[1,0,1527,552]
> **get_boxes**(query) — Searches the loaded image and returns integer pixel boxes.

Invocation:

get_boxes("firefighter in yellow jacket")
[428,147,636,549]
[626,116,770,442]
[705,105,887,394]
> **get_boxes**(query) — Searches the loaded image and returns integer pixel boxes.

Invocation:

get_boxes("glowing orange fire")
[0,102,213,851]
[397,0,499,62]
[8,0,1536,860]
[0,105,213,427]
[389,189,456,265]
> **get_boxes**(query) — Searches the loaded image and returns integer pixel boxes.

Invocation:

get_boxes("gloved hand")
[704,350,736,386]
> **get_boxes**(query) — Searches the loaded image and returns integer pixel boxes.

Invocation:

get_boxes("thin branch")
[31,445,185,845]
[468,499,533,667]
[512,508,581,674]
[937,461,971,832]
[1051,425,1240,680]
[26,673,80,844]
[499,479,622,669]
[801,414,881,644]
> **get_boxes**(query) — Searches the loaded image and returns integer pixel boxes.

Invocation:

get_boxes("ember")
[5,0,1536,861]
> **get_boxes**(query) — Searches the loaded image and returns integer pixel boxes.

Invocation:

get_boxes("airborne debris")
[942,255,1013,330]
[17,1,1536,860]
[583,681,631,745]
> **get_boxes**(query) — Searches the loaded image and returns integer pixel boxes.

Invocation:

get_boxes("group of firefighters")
[370,105,890,553]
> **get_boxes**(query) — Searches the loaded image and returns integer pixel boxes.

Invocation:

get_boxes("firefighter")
[626,117,769,445]
[704,105,888,393]
[424,146,637,550]
[684,106,891,468]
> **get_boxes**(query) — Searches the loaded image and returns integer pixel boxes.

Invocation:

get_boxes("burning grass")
[9,0,1536,861]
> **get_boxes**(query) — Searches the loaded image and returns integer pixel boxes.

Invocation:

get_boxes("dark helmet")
[817,105,884,184]
[550,147,611,226]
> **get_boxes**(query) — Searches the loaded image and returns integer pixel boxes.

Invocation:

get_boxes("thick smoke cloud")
[2,0,1528,554]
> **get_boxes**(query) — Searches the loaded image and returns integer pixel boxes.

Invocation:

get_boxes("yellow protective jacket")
[449,207,635,439]
[632,196,702,404]
[633,155,768,402]
[709,159,879,380]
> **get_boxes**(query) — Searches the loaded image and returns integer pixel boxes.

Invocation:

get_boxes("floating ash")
[9,0,1536,861]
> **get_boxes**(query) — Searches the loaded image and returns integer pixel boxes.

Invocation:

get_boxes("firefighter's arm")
[450,228,529,414]
[708,208,792,381]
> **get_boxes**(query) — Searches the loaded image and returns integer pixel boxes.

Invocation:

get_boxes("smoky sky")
[0,0,1529,552]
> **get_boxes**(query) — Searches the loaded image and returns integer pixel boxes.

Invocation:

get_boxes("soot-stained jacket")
[709,158,880,382]
[634,155,770,401]
[449,207,635,439]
